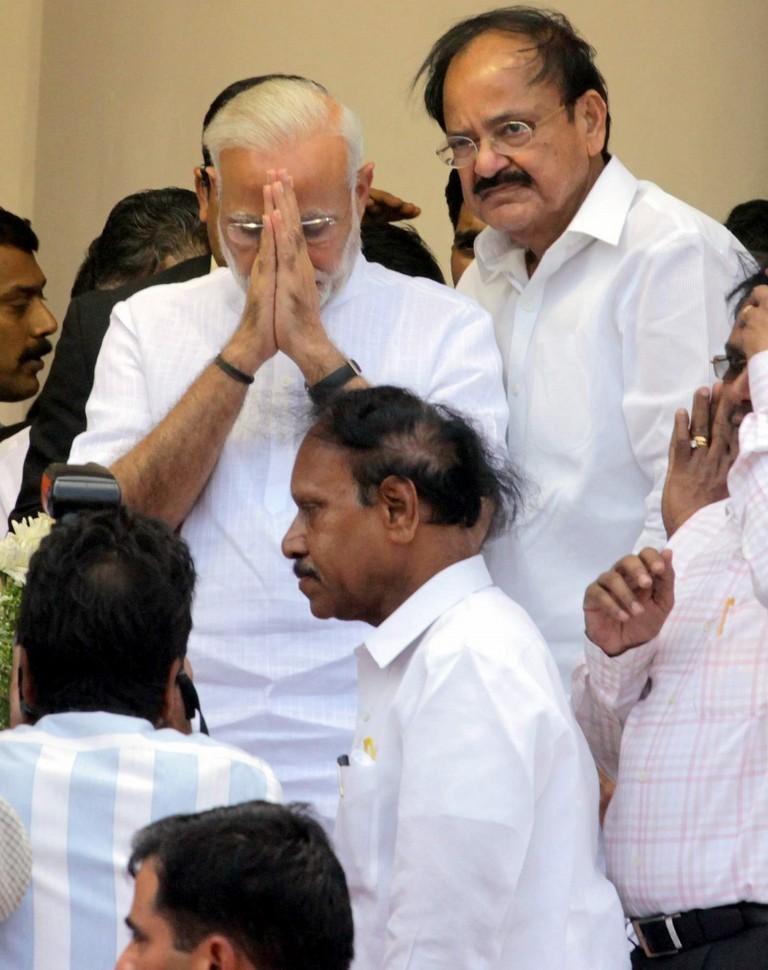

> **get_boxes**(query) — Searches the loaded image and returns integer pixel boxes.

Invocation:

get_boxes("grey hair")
[204,77,364,187]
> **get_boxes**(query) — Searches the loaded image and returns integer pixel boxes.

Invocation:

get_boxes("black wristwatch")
[305,359,362,405]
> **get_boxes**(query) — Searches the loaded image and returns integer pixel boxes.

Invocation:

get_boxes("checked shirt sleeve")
[728,350,768,607]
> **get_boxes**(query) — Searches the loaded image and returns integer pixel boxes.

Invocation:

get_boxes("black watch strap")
[306,360,362,405]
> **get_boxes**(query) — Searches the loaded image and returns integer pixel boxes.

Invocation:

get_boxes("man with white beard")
[69,76,507,828]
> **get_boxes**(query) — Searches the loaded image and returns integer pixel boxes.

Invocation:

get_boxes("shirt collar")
[361,555,494,669]
[20,710,155,738]
[474,155,637,278]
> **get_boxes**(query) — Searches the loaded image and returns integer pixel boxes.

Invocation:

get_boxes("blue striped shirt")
[0,711,281,970]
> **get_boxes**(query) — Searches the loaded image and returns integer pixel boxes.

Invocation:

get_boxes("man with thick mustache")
[573,271,768,967]
[416,7,748,689]
[69,76,507,826]
[0,208,56,438]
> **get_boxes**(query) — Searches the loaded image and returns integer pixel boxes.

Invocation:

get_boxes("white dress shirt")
[335,555,629,970]
[69,256,508,824]
[0,710,281,970]
[460,156,747,688]
[572,350,768,917]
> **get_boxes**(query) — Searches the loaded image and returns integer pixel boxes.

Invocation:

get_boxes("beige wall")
[0,0,44,424]
[3,0,768,427]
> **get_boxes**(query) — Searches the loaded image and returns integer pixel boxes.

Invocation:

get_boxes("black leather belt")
[631,902,768,958]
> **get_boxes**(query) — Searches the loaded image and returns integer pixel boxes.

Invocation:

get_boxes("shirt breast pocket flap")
[336,759,378,891]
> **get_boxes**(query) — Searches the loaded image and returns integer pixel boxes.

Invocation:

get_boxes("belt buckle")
[633,914,684,958]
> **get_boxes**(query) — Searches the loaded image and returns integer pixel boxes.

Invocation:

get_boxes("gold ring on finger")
[690,435,710,449]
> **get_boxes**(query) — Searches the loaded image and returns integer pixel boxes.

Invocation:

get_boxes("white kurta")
[335,556,629,970]
[70,255,508,824]
[460,156,747,688]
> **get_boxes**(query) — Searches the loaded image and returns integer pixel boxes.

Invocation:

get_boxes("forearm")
[111,356,256,527]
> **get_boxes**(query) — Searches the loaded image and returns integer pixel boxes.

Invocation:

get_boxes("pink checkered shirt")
[573,351,768,918]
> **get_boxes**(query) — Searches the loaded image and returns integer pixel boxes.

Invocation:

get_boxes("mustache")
[293,560,319,581]
[473,170,533,195]
[18,339,53,365]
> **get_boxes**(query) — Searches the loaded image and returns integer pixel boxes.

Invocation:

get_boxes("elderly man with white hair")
[69,75,507,826]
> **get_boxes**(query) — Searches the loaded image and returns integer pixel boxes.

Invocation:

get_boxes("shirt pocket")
[694,638,768,718]
[335,758,379,892]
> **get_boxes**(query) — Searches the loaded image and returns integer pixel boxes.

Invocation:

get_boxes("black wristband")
[214,354,254,386]
[305,360,362,405]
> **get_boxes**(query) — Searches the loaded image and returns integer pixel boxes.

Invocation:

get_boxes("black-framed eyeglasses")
[712,353,747,381]
[436,104,568,169]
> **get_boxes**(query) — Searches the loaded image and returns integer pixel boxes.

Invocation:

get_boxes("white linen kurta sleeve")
[420,297,508,453]
[618,230,735,551]
[727,349,768,606]
[382,643,576,970]
[68,299,158,465]
[620,230,739,551]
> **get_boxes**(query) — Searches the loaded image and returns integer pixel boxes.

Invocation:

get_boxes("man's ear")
[376,475,420,544]
[580,89,608,158]
[194,933,245,969]
[354,162,375,219]
[158,657,191,734]
[194,167,211,222]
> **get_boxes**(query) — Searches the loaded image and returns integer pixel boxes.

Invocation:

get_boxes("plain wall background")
[2,0,767,425]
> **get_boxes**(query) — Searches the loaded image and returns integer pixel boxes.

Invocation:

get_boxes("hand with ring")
[661,384,735,537]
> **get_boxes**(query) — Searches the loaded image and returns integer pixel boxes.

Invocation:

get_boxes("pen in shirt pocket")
[337,754,349,796]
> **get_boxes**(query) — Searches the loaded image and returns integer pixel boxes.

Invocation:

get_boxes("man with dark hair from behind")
[0,507,280,970]
[282,385,627,969]
[360,220,445,284]
[70,187,210,298]
[725,199,768,265]
[117,800,353,970]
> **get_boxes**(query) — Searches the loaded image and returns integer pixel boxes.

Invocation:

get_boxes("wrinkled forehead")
[443,31,560,129]
[447,31,551,94]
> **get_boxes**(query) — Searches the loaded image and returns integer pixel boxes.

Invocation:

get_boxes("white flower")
[0,514,55,586]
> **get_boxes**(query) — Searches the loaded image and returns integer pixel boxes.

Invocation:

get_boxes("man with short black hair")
[283,385,628,970]
[70,187,210,298]
[416,6,748,689]
[117,800,353,970]
[0,507,280,970]
[0,208,57,414]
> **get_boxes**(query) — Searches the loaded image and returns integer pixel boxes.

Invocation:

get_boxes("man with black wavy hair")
[282,385,628,970]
